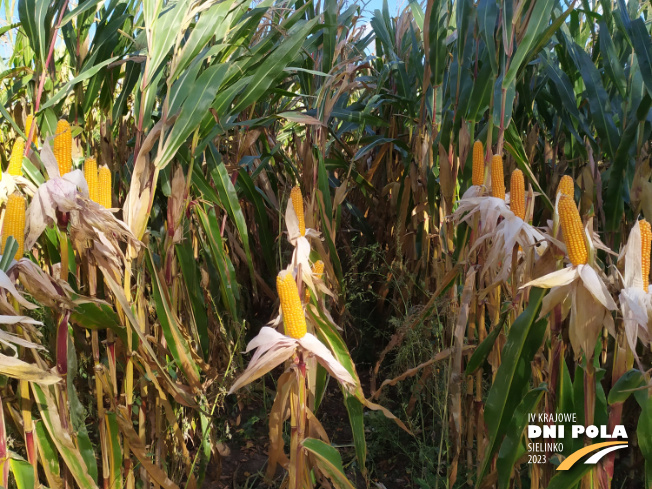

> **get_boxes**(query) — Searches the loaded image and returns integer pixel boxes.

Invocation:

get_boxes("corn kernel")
[25,114,37,149]
[291,186,305,236]
[53,119,72,176]
[277,270,306,339]
[305,260,325,302]
[640,220,651,292]
[8,138,25,176]
[98,165,112,208]
[2,193,26,260]
[559,195,587,266]
[85,157,99,203]
[491,155,505,200]
[510,169,525,220]
[557,175,574,198]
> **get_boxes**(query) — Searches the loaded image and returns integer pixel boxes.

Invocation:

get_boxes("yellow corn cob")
[558,195,587,266]
[510,169,525,220]
[312,260,324,278]
[98,165,112,208]
[2,193,26,260]
[557,175,574,197]
[491,155,505,200]
[85,157,99,203]
[53,119,72,176]
[640,219,651,292]
[305,260,325,302]
[276,270,306,339]
[472,141,484,186]
[291,186,305,236]
[8,138,25,176]
[25,114,37,149]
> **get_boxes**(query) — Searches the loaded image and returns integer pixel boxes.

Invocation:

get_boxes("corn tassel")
[85,157,99,203]
[640,219,651,292]
[491,155,505,200]
[53,119,72,176]
[25,114,37,149]
[277,270,306,339]
[7,138,25,176]
[305,260,325,302]
[558,195,587,266]
[98,165,112,208]
[557,175,574,197]
[472,141,484,186]
[510,169,525,220]
[2,193,26,260]
[291,186,305,236]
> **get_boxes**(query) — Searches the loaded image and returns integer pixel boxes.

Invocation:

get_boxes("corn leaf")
[0,354,60,384]
[210,157,256,292]
[502,0,555,87]
[301,438,356,489]
[38,56,119,112]
[569,40,620,158]
[105,413,123,489]
[237,168,276,275]
[477,287,546,485]
[35,421,61,489]
[116,407,180,489]
[547,463,593,489]
[9,458,34,489]
[176,242,210,359]
[17,0,49,63]
[496,387,546,489]
[31,385,99,489]
[607,369,645,404]
[145,250,201,388]
[231,17,318,113]
[629,18,652,97]
[639,399,652,489]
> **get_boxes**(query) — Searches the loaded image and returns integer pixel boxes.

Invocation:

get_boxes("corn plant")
[0,0,649,488]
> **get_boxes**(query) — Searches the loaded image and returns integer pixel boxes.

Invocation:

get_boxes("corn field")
[0,0,650,487]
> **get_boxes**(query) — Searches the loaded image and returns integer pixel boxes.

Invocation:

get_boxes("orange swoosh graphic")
[557,441,628,470]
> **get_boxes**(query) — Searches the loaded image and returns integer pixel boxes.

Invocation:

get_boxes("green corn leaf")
[608,369,645,405]
[105,413,123,489]
[497,387,546,489]
[195,206,240,321]
[176,242,210,359]
[9,458,34,489]
[478,287,546,485]
[630,18,652,97]
[17,0,49,63]
[210,158,256,293]
[301,438,356,489]
[32,385,99,489]
[145,250,201,388]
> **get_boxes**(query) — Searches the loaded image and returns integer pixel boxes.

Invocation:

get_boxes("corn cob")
[7,138,25,176]
[291,186,305,236]
[510,169,525,220]
[558,195,587,266]
[25,114,37,149]
[557,175,574,198]
[277,270,306,339]
[305,260,325,302]
[85,157,99,203]
[98,165,112,209]
[472,141,484,187]
[491,155,505,200]
[2,193,26,260]
[640,219,651,292]
[53,119,72,176]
